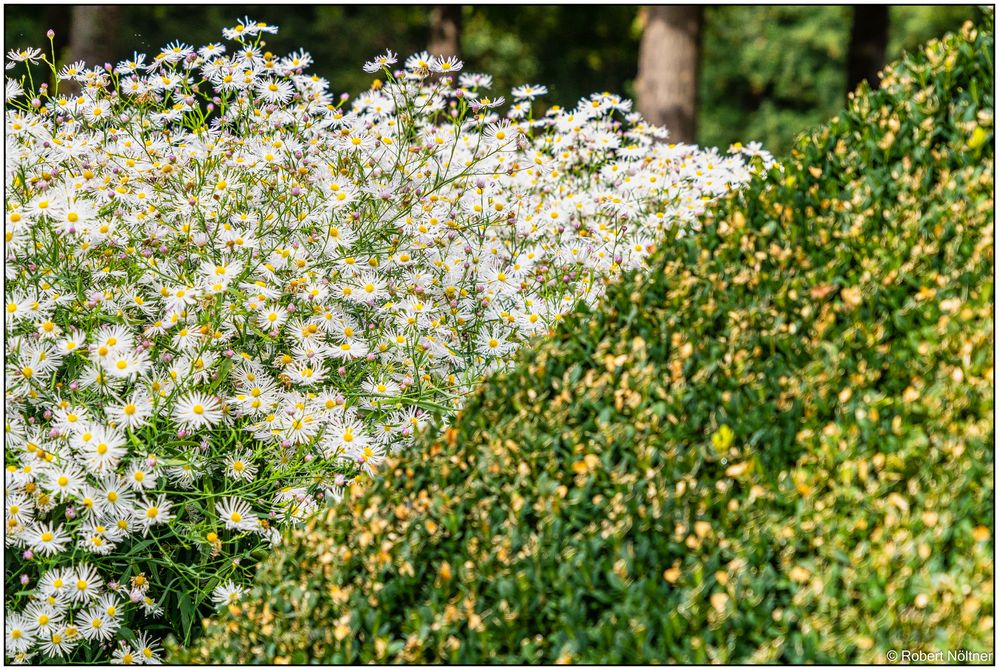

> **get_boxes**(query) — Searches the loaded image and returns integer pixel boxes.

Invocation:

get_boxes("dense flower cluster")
[4,19,774,662]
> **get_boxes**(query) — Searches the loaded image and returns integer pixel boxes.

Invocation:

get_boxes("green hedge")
[177,18,994,664]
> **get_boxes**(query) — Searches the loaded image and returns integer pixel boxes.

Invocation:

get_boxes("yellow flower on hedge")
[967,126,989,149]
[711,425,734,452]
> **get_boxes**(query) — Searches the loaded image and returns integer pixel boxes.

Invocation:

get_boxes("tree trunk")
[635,5,703,144]
[66,6,121,68]
[63,6,121,94]
[428,5,462,57]
[846,5,889,94]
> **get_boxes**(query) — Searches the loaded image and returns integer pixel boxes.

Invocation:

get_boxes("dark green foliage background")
[3,5,986,152]
[174,16,994,664]
[697,5,988,152]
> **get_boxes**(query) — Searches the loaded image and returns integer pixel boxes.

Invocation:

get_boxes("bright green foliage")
[178,19,993,664]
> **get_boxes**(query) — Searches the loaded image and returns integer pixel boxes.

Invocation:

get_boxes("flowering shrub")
[3,18,773,663]
[178,17,993,664]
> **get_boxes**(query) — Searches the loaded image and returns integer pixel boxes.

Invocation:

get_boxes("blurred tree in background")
[846,5,890,94]
[635,6,703,143]
[3,4,986,154]
[428,5,462,57]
